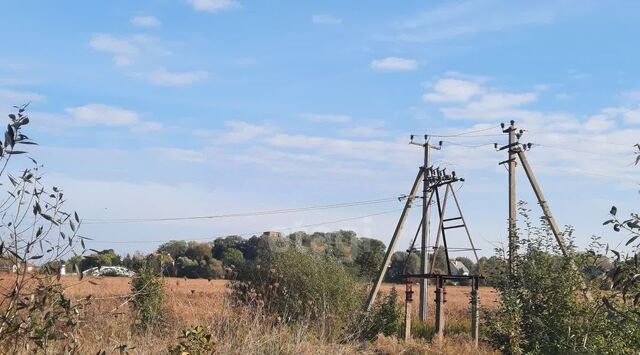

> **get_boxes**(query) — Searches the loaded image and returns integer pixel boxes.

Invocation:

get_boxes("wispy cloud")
[301,113,351,123]
[385,0,569,42]
[131,15,160,28]
[66,104,140,126]
[148,68,208,86]
[185,0,239,12]
[311,15,342,25]
[64,103,164,133]
[0,89,45,103]
[370,57,418,71]
[89,34,139,66]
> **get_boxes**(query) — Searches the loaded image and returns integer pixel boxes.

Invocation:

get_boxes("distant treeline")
[48,230,517,284]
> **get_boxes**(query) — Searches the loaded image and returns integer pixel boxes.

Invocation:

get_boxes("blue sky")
[1,0,639,258]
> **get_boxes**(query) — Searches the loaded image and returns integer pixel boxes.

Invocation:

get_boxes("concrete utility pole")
[410,135,441,322]
[516,148,593,301]
[366,168,424,311]
[500,121,518,276]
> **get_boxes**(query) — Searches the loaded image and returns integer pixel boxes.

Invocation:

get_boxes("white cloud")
[423,78,484,102]
[301,113,351,123]
[148,68,208,86]
[65,104,139,126]
[148,148,204,162]
[89,34,139,67]
[311,15,342,25]
[196,121,274,144]
[584,114,616,132]
[89,34,171,67]
[370,57,418,71]
[0,89,45,103]
[131,16,160,28]
[338,122,388,138]
[388,0,565,42]
[131,121,164,132]
[185,0,239,12]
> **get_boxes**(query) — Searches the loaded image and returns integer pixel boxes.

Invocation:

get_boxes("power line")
[89,207,407,244]
[440,140,497,148]
[524,129,636,148]
[533,143,633,158]
[427,125,501,138]
[84,196,403,224]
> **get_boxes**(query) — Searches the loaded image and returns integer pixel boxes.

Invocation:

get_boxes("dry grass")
[1,275,499,354]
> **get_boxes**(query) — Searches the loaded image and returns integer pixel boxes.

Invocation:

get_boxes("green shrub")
[230,249,365,339]
[130,266,165,330]
[361,287,402,340]
[168,326,213,354]
[484,204,640,354]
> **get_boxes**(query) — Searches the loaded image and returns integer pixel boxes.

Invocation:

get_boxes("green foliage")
[385,251,419,283]
[168,326,214,355]
[221,247,244,267]
[130,266,165,330]
[485,204,640,354]
[230,249,365,339]
[361,287,402,340]
[355,238,385,281]
[0,277,86,353]
[80,249,121,271]
[158,240,188,259]
[0,105,88,352]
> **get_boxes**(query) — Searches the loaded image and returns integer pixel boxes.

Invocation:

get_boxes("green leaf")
[6,150,27,155]
[610,206,618,216]
[626,235,639,246]
[30,255,43,260]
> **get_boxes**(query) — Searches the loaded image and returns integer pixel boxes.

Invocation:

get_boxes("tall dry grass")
[0,275,498,354]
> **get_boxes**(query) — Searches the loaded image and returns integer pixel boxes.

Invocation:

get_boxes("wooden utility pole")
[366,168,424,311]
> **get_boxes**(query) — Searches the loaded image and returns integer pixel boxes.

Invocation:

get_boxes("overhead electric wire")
[533,143,633,158]
[89,207,408,244]
[426,125,501,138]
[84,196,403,225]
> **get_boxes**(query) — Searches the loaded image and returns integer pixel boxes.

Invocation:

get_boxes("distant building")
[262,231,282,238]
[449,260,470,276]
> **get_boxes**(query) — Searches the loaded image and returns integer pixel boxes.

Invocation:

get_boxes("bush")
[230,249,365,339]
[484,204,639,354]
[168,326,213,354]
[130,266,165,330]
[360,287,402,340]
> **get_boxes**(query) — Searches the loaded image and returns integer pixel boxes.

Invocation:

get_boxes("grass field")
[2,275,500,354]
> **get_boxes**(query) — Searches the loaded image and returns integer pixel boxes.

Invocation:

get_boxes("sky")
[1,0,639,259]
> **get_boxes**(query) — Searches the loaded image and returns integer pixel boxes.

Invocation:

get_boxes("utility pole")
[366,168,424,311]
[499,120,519,276]
[516,147,593,301]
[410,135,441,322]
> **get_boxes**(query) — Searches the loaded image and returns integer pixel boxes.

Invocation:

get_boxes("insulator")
[510,119,515,126]
[500,123,505,129]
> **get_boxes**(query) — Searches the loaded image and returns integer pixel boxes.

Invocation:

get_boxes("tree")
[80,249,121,271]
[158,240,188,259]
[212,235,243,259]
[185,241,212,261]
[221,248,244,267]
[355,238,385,281]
